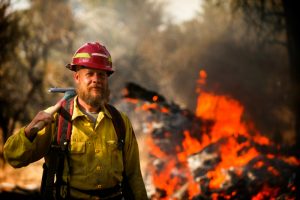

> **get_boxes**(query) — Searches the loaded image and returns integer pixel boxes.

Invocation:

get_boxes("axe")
[28,88,76,136]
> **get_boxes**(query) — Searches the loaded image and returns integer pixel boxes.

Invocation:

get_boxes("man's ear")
[74,72,79,83]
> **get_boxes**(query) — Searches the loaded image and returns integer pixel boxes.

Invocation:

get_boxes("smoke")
[73,0,293,146]
[196,23,293,145]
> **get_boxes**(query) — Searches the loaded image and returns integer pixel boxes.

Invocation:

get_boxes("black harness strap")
[41,145,61,200]
[105,104,135,199]
[57,99,74,147]
[105,104,125,151]
[55,98,74,199]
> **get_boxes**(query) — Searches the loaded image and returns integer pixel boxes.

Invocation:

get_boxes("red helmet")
[66,42,114,75]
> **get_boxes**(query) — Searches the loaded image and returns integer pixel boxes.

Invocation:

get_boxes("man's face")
[74,67,109,108]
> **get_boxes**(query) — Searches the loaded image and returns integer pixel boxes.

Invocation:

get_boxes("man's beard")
[76,84,110,108]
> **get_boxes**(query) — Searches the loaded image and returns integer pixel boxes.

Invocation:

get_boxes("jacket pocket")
[70,141,86,175]
[70,141,86,154]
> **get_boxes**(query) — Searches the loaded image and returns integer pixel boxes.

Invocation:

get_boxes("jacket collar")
[72,96,112,120]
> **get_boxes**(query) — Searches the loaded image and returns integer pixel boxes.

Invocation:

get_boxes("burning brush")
[116,72,299,200]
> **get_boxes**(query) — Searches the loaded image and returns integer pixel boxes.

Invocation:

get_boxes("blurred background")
[0,0,299,199]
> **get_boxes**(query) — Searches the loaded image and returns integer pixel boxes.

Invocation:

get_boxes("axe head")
[63,90,77,100]
[49,87,76,93]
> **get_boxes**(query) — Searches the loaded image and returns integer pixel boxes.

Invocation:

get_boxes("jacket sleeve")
[122,113,148,200]
[3,122,54,168]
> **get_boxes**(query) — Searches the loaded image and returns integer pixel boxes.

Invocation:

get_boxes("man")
[4,42,148,200]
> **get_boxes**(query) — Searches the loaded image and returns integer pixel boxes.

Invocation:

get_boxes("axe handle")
[28,100,63,137]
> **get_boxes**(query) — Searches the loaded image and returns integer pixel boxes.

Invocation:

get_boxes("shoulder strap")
[105,104,126,151]
[105,104,135,199]
[55,97,74,199]
[57,97,74,147]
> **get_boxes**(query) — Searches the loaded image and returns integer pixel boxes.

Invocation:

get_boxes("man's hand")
[24,111,54,141]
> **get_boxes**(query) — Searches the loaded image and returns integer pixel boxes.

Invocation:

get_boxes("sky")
[156,0,202,23]
[11,0,202,24]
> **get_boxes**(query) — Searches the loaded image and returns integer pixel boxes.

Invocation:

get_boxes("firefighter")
[4,42,148,200]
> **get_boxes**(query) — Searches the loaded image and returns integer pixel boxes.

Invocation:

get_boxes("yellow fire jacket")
[4,96,148,199]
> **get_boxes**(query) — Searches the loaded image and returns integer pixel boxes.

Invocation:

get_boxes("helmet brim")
[65,64,114,76]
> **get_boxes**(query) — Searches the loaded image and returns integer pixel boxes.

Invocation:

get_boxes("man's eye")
[98,73,107,78]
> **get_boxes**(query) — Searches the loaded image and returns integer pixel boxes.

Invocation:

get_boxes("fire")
[146,136,167,159]
[181,130,203,156]
[121,71,299,199]
[195,92,249,138]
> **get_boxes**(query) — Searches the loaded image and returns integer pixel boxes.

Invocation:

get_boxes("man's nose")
[91,74,100,82]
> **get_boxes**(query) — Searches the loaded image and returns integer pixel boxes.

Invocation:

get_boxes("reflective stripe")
[73,53,91,58]
[92,53,108,58]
